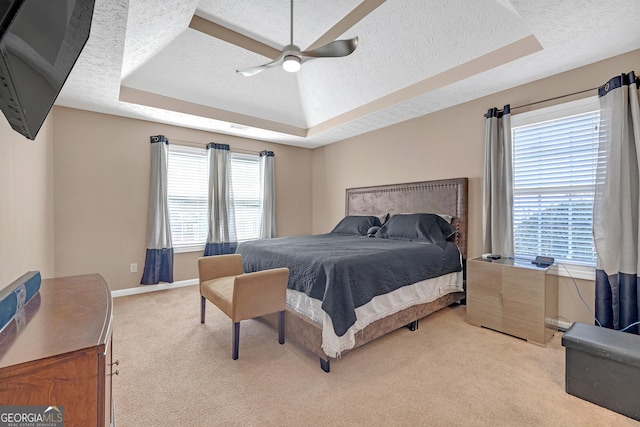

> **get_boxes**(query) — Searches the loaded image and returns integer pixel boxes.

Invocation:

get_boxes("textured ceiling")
[56,0,640,148]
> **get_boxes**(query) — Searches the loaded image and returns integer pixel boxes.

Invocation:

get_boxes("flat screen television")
[0,0,95,140]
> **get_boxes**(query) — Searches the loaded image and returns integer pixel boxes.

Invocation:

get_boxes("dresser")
[0,274,114,427]
[466,257,558,345]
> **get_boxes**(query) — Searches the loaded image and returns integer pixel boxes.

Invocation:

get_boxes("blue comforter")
[236,234,462,337]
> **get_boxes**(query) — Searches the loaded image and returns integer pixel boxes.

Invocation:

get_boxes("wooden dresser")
[0,274,114,427]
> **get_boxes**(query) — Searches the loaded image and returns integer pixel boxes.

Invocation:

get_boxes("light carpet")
[112,285,638,426]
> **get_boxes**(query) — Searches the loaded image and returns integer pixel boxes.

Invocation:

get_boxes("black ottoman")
[562,322,640,421]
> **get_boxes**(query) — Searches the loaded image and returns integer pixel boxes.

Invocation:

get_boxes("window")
[167,145,208,252]
[167,145,261,252]
[511,97,600,268]
[230,153,261,242]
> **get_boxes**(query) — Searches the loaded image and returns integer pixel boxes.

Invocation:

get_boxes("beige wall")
[11,49,636,322]
[0,113,54,285]
[52,108,312,291]
[311,48,640,325]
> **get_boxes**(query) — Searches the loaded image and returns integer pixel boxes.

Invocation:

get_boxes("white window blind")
[167,145,208,251]
[511,98,600,266]
[167,145,261,252]
[231,153,260,242]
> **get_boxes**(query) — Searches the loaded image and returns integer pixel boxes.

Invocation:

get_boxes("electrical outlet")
[130,263,138,273]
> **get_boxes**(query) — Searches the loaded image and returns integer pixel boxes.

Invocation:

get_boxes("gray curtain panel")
[204,143,237,255]
[259,150,276,239]
[593,71,640,334]
[482,105,514,257]
[141,135,174,284]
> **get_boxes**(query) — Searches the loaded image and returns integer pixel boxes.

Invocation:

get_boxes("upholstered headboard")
[345,178,469,259]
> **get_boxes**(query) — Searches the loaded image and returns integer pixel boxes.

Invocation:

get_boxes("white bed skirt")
[286,271,464,358]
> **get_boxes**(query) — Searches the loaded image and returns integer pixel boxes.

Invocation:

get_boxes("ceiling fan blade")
[301,37,358,59]
[189,16,281,60]
[237,53,285,76]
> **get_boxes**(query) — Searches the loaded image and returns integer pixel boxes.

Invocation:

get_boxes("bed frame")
[263,177,468,372]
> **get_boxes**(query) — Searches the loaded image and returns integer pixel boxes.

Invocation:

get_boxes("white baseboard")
[547,317,573,332]
[111,278,198,298]
[557,319,572,331]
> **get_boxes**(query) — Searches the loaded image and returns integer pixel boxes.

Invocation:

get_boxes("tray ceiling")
[56,0,640,148]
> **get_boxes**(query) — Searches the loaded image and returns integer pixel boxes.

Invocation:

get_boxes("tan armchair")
[198,254,289,360]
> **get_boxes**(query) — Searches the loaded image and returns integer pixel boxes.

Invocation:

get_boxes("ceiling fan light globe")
[283,55,301,73]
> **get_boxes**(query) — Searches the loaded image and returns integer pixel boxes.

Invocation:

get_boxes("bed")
[237,177,468,372]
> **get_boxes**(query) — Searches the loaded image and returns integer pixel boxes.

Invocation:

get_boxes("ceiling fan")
[236,0,358,76]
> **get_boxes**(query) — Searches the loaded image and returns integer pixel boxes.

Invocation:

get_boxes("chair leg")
[278,311,285,345]
[232,322,240,360]
[200,296,206,323]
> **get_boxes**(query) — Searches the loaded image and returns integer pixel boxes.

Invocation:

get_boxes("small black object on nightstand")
[532,255,554,267]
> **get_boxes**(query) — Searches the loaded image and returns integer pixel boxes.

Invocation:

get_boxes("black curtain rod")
[485,86,600,117]
[167,138,260,155]
[511,86,599,111]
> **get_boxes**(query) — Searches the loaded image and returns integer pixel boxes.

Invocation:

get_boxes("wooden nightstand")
[466,257,558,345]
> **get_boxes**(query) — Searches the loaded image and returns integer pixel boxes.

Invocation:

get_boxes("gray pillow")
[374,213,456,247]
[331,215,382,236]
[366,226,381,236]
